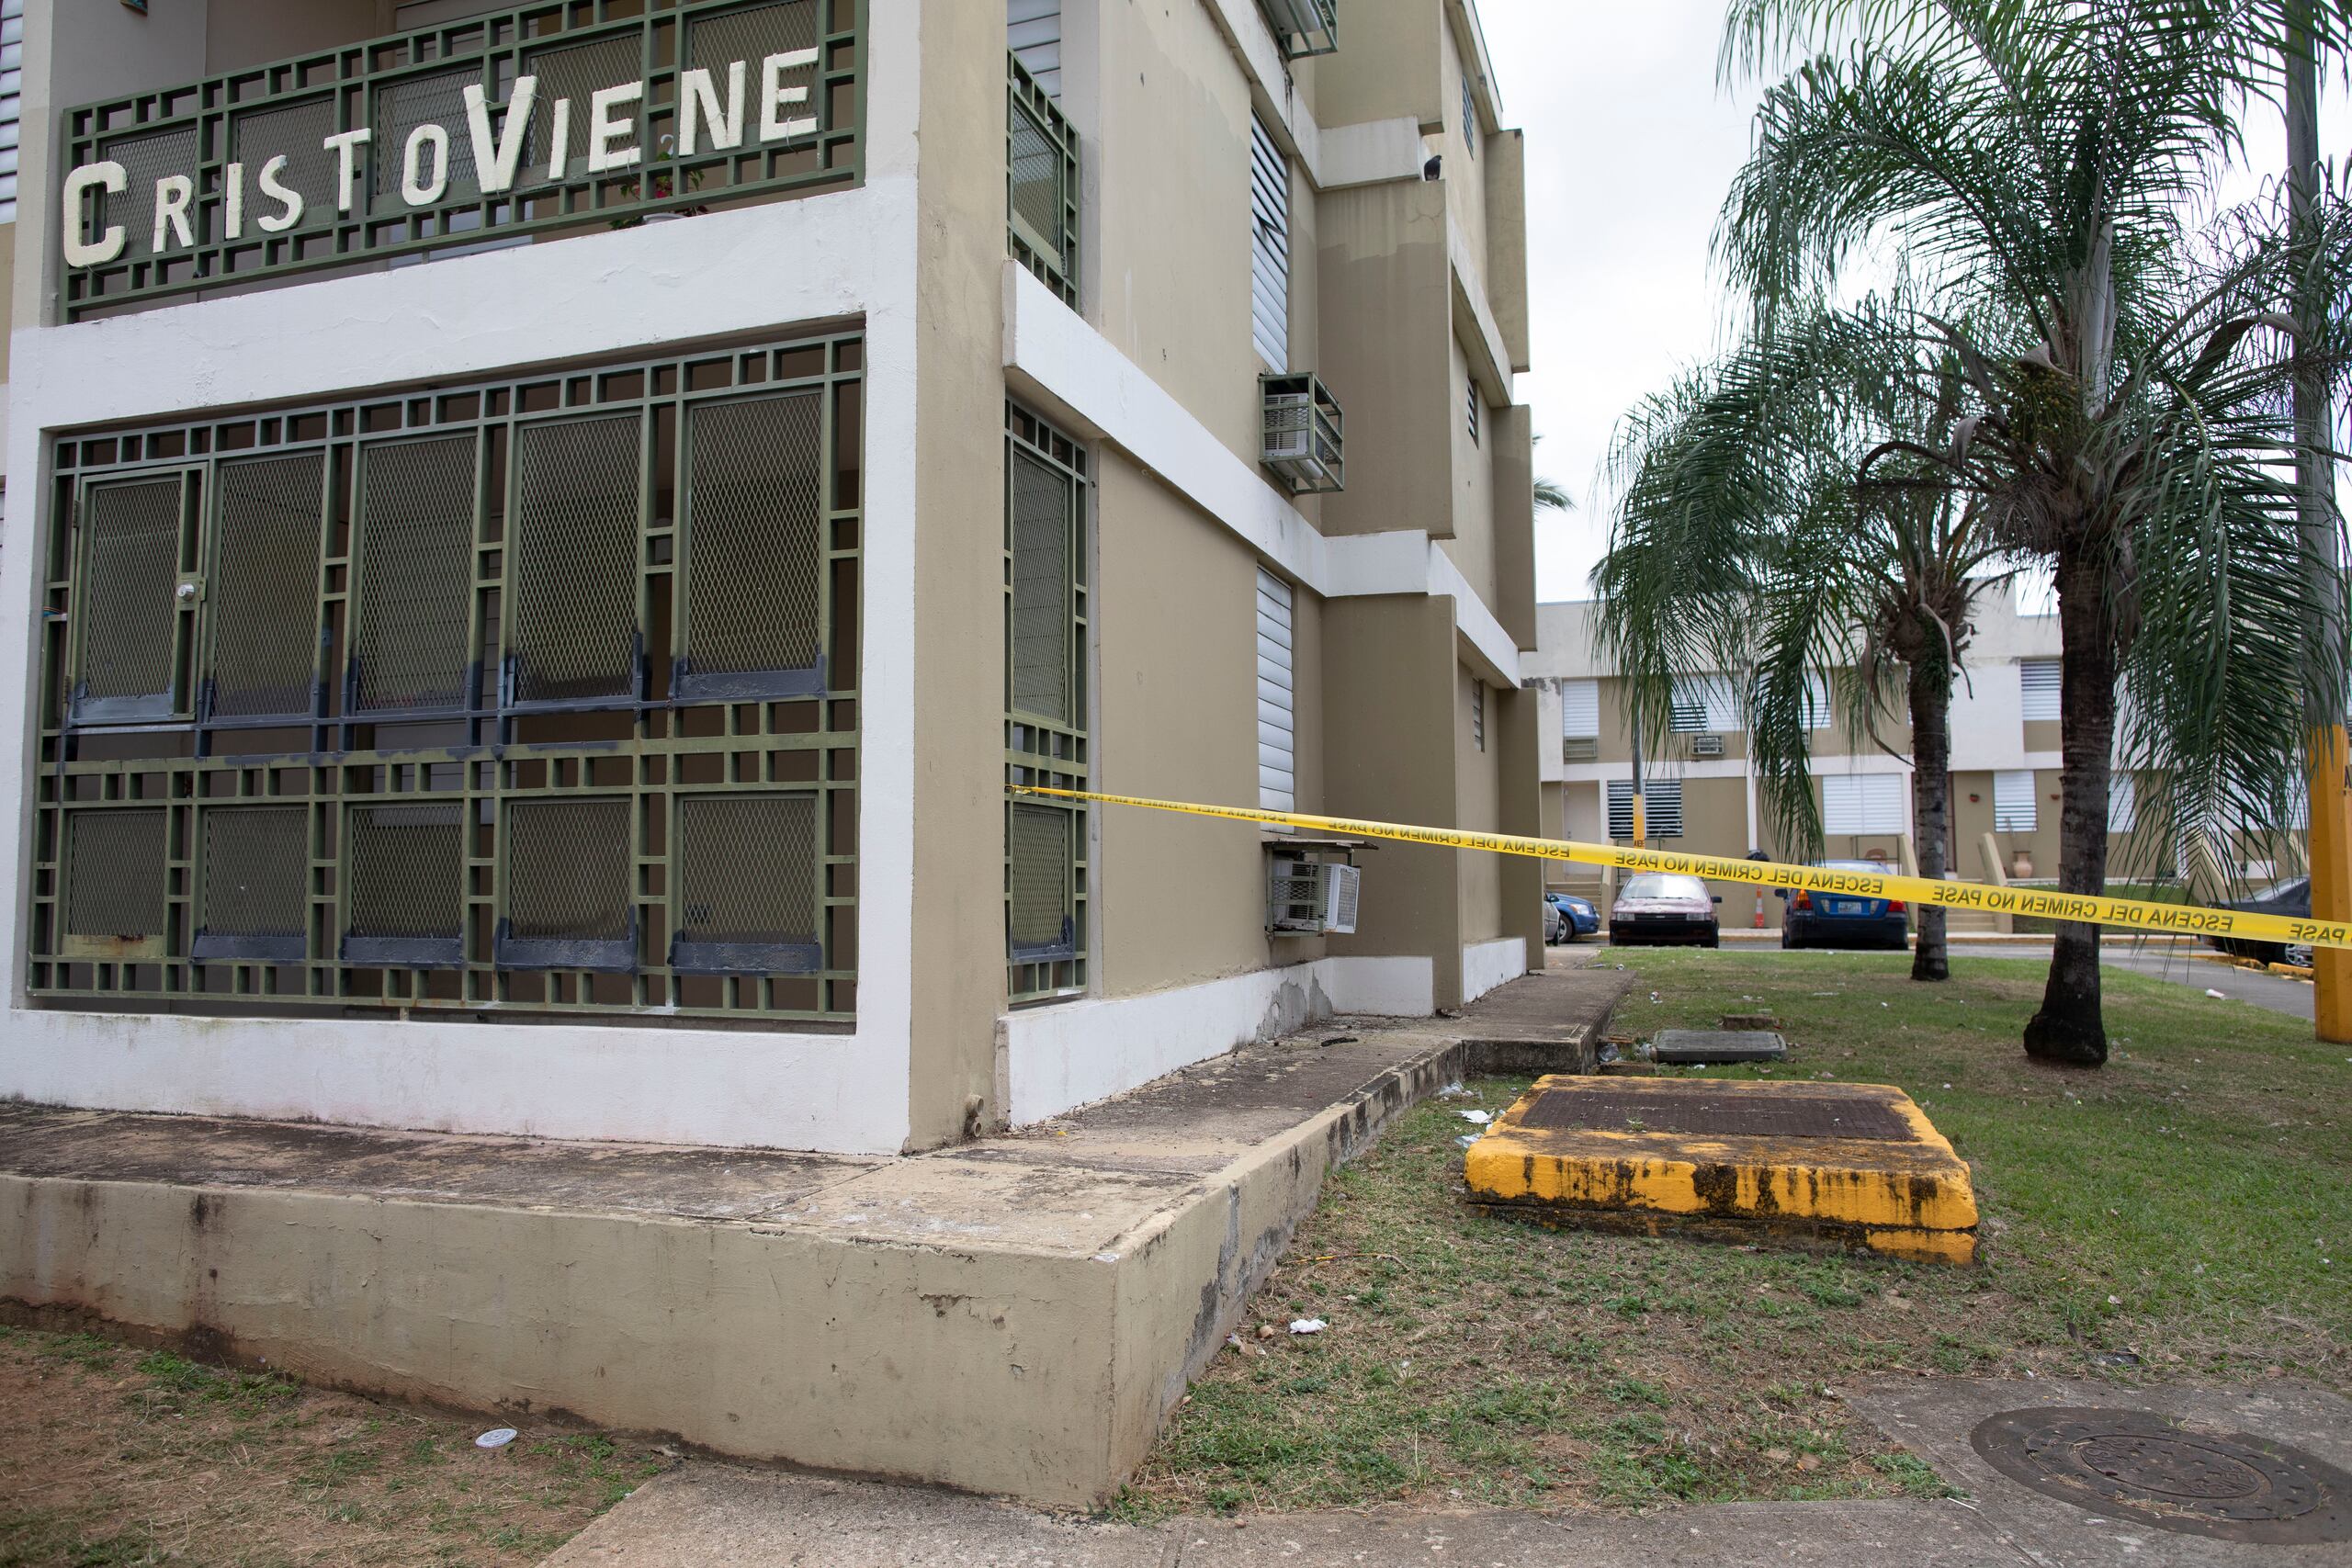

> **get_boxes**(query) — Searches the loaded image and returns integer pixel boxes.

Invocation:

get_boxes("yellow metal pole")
[2312,730,2352,1038]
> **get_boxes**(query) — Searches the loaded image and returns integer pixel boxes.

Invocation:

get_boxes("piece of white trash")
[1289,1318,1327,1335]
[476,1428,518,1450]
[2205,988,2227,999]
[1458,1110,1492,1125]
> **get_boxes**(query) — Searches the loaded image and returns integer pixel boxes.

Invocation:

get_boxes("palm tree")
[1600,297,2009,982]
[1707,0,2352,1064]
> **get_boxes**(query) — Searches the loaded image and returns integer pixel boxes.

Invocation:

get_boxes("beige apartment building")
[0,0,1540,1157]
[1524,596,2271,924]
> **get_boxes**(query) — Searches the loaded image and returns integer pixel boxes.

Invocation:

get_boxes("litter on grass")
[1289,1319,1328,1335]
[2206,988,2228,999]
[1457,1109,1492,1125]
[476,1427,518,1450]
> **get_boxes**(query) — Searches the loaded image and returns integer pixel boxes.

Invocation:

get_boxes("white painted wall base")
[0,1010,908,1155]
[1460,936,1529,1005]
[1001,955,1435,1125]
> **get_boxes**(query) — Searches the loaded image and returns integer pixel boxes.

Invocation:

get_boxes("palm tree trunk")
[2024,549,2115,1066]
[1907,658,1951,981]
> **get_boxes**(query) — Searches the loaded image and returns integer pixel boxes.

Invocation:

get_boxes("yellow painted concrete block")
[1464,1076,1977,1264]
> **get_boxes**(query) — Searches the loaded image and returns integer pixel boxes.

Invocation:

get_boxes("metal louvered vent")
[1009,102,1063,268]
[99,127,198,254]
[497,796,636,971]
[526,34,644,175]
[369,66,481,210]
[232,96,339,228]
[74,477,184,723]
[353,434,477,715]
[62,809,168,954]
[680,392,824,699]
[671,794,821,973]
[1009,449,1072,724]
[195,805,308,962]
[510,414,643,705]
[343,801,464,967]
[208,453,323,719]
[1007,801,1075,959]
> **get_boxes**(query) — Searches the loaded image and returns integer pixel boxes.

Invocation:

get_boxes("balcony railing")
[60,0,865,319]
[1007,51,1079,308]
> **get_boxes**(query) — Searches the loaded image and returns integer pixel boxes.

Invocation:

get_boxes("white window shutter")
[1994,769,2038,832]
[1823,773,1905,835]
[2109,773,2136,832]
[1007,0,1063,97]
[1558,679,1600,739]
[2019,660,2061,722]
[1256,567,1295,812]
[1250,114,1289,371]
[0,0,20,222]
[1670,674,1740,733]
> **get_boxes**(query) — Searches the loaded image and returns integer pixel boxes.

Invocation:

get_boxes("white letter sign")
[679,62,747,155]
[256,155,304,231]
[62,161,128,267]
[465,77,538,194]
[402,123,451,205]
[152,175,196,253]
[762,50,820,141]
[587,82,644,174]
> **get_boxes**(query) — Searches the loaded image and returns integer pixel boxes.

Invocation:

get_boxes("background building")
[0,0,1542,1156]
[1523,595,2290,927]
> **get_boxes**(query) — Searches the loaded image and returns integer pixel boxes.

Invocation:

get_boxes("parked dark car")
[1546,892,1599,943]
[1609,873,1721,947]
[1780,860,1910,951]
[2208,877,2310,966]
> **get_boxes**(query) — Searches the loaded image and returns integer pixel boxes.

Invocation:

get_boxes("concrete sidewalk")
[542,1465,2023,1567]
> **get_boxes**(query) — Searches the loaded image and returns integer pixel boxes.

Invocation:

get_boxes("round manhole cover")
[1971,1407,2352,1544]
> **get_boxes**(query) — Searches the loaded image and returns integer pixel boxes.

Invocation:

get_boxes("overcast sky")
[1482,0,2346,607]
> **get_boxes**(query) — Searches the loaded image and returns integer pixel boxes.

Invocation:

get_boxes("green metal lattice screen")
[1005,401,1088,1003]
[30,332,865,1023]
[1007,51,1079,307]
[61,0,865,317]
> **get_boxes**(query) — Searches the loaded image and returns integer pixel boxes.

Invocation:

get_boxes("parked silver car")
[1608,873,1723,948]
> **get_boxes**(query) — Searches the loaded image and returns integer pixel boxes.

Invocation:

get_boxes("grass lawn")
[0,1325,671,1567]
[1116,951,2350,1519]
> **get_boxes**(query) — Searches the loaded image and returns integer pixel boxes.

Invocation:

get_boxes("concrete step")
[5,993,1627,1508]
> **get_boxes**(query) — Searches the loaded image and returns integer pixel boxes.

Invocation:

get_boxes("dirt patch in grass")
[0,1326,673,1567]
[1116,953,2349,1520]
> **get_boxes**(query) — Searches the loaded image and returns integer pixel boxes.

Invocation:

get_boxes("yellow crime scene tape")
[1008,784,2352,953]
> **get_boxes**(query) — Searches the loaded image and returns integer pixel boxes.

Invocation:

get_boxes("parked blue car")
[1779,860,1910,950]
[1545,892,1600,943]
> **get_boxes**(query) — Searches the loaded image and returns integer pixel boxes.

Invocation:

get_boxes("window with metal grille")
[73,476,186,724]
[1258,567,1295,811]
[61,808,168,957]
[31,332,864,1024]
[2019,660,2061,722]
[344,802,466,968]
[1801,670,1834,729]
[351,434,479,716]
[510,413,643,705]
[1470,674,1486,751]
[1993,769,2038,832]
[206,453,324,721]
[1009,50,1079,304]
[195,805,309,963]
[672,793,822,974]
[1822,773,1905,836]
[1466,376,1480,444]
[1006,403,1089,1000]
[1250,113,1290,371]
[0,0,22,222]
[1462,68,1476,160]
[1008,0,1062,96]
[680,391,826,699]
[1606,778,1682,839]
[496,796,635,971]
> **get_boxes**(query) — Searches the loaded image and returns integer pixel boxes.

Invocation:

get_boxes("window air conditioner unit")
[1261,372,1345,494]
[1689,732,1724,758]
[1562,736,1599,763]
[1260,0,1339,58]
[1268,853,1360,935]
